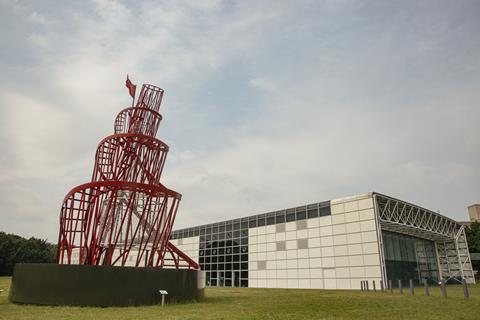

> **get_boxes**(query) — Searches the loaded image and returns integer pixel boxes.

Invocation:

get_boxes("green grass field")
[1,277,479,320]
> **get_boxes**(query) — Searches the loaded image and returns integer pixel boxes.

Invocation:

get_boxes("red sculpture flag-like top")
[125,75,136,99]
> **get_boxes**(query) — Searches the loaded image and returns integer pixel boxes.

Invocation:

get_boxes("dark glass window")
[226,224,233,231]
[382,231,439,286]
[286,212,295,222]
[276,213,285,224]
[319,201,330,208]
[241,221,248,229]
[212,226,218,233]
[257,217,266,226]
[219,225,225,232]
[296,210,306,220]
[267,216,275,225]
[308,208,318,218]
[249,218,257,228]
[234,223,240,230]
[319,206,331,216]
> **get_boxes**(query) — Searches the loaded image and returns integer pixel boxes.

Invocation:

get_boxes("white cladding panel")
[169,235,200,263]
[248,193,382,290]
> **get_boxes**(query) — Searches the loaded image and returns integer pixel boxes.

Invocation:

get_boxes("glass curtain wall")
[382,231,439,285]
[199,219,250,288]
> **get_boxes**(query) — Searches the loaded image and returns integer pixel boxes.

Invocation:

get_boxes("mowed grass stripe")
[1,277,479,320]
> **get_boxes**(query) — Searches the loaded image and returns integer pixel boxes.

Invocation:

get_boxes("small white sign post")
[158,290,168,306]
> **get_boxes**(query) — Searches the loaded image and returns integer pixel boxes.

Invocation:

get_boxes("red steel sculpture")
[57,79,199,270]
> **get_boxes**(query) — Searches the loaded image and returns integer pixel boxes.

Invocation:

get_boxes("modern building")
[468,204,480,222]
[169,192,475,289]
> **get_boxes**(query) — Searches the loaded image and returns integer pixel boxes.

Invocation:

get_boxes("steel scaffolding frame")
[373,193,475,284]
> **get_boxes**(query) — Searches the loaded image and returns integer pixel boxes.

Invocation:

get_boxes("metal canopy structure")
[373,193,475,284]
[56,80,199,270]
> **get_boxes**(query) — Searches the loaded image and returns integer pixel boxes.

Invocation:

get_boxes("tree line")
[0,232,56,276]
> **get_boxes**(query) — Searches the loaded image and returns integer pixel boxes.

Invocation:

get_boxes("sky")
[0,0,479,242]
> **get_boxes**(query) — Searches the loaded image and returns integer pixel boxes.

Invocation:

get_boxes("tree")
[0,232,56,276]
[465,221,480,253]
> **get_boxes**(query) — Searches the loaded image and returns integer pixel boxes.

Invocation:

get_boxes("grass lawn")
[1,276,479,320]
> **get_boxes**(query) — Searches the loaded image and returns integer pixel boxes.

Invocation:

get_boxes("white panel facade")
[248,193,382,290]
[170,236,200,264]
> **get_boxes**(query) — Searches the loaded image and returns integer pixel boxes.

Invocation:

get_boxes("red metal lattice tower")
[56,81,198,269]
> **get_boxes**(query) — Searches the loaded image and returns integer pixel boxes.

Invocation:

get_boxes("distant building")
[468,204,480,222]
[170,192,476,289]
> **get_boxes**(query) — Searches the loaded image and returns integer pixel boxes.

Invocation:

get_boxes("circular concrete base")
[9,263,205,307]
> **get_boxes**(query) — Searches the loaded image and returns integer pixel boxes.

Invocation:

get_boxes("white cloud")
[249,77,278,92]
[0,92,72,181]
[28,11,47,24]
